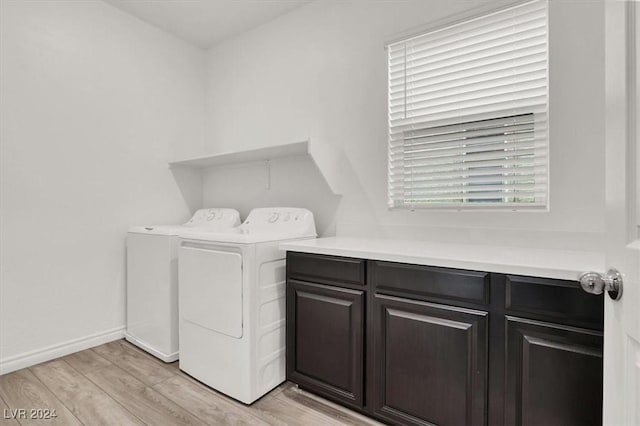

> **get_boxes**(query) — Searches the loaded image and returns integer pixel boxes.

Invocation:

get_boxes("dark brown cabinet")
[286,279,364,408]
[286,252,604,426]
[371,294,488,426]
[505,317,603,426]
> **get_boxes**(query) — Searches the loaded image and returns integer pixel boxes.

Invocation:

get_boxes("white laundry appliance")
[126,208,241,362]
[178,207,316,404]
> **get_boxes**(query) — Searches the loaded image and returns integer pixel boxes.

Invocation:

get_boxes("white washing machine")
[126,208,241,362]
[178,207,316,404]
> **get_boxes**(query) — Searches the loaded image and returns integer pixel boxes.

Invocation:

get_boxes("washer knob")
[268,212,279,223]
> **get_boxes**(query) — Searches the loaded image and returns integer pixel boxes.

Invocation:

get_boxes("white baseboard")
[0,326,125,375]
[123,332,178,363]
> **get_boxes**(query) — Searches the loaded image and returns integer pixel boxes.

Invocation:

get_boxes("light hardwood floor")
[0,340,381,426]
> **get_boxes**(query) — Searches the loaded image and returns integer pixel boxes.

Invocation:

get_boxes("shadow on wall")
[170,166,204,215]
[201,156,341,236]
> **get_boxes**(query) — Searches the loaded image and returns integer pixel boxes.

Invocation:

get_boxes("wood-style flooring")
[0,340,381,426]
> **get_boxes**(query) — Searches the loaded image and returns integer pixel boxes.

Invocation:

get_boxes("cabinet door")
[372,294,488,426]
[286,280,364,408]
[505,317,603,426]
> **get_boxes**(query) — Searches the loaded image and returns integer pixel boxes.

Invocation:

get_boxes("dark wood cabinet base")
[286,252,604,426]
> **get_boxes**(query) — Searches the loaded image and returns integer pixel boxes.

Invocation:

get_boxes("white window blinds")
[388,0,548,209]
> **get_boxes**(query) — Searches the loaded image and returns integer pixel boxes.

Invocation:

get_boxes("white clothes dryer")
[178,208,316,403]
[126,208,241,362]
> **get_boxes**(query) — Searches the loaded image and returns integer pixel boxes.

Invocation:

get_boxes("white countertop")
[280,237,605,281]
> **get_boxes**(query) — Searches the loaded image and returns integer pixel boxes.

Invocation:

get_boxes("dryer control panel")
[240,208,316,238]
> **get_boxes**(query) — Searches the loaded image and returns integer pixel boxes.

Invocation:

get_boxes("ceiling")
[103,0,311,49]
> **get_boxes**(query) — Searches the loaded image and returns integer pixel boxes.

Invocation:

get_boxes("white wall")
[202,156,341,236]
[0,0,608,372]
[202,0,606,251]
[0,0,206,370]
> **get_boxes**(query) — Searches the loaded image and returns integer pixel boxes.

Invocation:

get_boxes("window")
[387,0,548,210]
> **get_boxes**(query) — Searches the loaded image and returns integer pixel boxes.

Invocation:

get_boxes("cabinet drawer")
[370,261,490,306]
[287,252,366,287]
[505,275,604,330]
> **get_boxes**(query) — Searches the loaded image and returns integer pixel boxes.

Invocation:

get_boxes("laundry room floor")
[0,340,380,425]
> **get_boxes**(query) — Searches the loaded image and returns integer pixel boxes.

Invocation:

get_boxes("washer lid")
[128,225,189,236]
[129,208,241,235]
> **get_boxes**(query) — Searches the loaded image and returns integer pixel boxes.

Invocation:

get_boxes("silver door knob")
[578,268,623,301]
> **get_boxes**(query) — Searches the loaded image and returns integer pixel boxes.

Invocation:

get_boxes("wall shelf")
[169,139,345,195]
[169,140,309,168]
